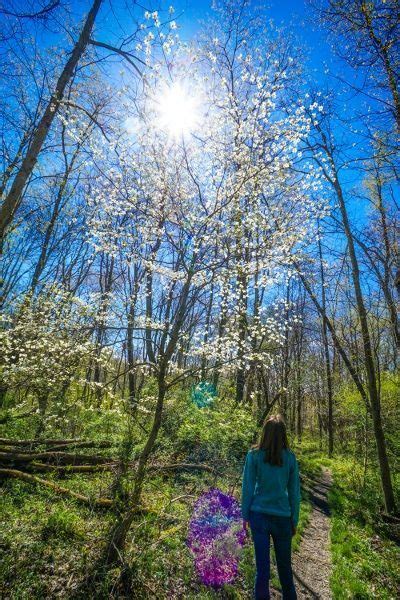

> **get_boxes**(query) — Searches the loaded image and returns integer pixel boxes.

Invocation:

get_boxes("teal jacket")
[241,448,300,526]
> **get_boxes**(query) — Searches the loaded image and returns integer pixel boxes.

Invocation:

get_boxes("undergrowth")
[1,401,398,598]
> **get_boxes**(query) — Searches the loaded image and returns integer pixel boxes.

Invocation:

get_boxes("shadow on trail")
[293,571,323,599]
[308,479,331,516]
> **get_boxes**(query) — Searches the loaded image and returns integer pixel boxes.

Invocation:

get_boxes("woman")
[242,414,300,600]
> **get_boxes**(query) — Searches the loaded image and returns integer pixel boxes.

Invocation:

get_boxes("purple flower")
[188,488,246,587]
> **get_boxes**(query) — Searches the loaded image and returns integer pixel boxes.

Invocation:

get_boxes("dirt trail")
[272,468,333,600]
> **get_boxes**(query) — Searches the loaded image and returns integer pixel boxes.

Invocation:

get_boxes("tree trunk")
[318,232,334,456]
[30,128,81,292]
[375,173,399,350]
[35,393,49,438]
[235,269,248,403]
[126,285,139,412]
[0,0,103,242]
[212,280,228,389]
[93,253,114,405]
[333,174,396,513]
[360,2,400,132]
[296,385,302,441]
[104,368,167,564]
[103,270,195,563]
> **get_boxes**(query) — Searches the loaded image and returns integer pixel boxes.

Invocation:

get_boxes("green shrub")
[41,508,83,541]
[329,459,400,599]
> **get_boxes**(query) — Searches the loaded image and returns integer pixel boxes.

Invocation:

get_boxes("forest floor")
[2,411,398,599]
[271,468,333,600]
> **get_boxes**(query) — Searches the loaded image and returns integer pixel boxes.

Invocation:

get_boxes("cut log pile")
[0,437,218,508]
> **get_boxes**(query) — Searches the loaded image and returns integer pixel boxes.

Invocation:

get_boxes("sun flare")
[157,82,199,137]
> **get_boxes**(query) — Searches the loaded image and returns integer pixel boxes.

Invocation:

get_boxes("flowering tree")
[81,0,328,564]
[0,287,103,434]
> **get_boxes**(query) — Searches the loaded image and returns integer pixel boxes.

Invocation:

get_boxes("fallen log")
[0,437,83,447]
[0,451,115,465]
[0,468,113,507]
[46,441,115,452]
[0,455,218,477]
[0,445,18,453]
[28,461,117,473]
[24,461,216,475]
[0,438,112,448]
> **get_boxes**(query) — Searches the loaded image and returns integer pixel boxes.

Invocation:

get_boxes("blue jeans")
[249,510,297,600]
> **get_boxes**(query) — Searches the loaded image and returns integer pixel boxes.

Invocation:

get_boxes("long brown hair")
[255,414,289,466]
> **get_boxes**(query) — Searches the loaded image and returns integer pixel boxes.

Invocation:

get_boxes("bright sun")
[157,82,199,138]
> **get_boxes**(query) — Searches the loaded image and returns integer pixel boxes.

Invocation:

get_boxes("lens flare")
[157,82,199,137]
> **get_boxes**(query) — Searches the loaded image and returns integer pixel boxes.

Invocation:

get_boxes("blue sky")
[58,0,370,229]
[2,0,392,300]
[171,0,334,76]
[9,0,378,226]
[63,0,337,88]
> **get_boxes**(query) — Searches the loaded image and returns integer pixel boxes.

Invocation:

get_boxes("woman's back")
[241,447,300,524]
[242,415,300,600]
